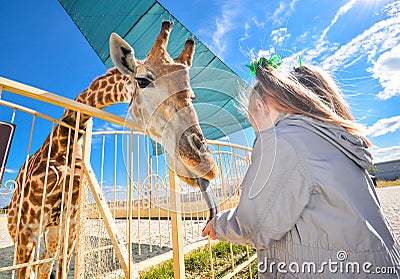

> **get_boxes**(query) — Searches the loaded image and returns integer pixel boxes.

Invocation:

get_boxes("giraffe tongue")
[197,177,220,223]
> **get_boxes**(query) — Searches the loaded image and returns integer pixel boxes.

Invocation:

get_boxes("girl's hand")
[201,218,217,240]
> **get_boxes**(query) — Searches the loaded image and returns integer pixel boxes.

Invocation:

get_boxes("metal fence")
[0,77,256,279]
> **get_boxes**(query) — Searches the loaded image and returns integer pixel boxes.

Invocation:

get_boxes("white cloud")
[371,145,400,163]
[217,135,230,142]
[308,0,358,61]
[94,121,124,132]
[272,0,298,25]
[244,22,250,31]
[319,0,357,43]
[272,2,286,25]
[366,115,400,137]
[371,44,400,100]
[251,17,265,29]
[210,1,241,58]
[240,22,250,41]
[320,7,400,72]
[257,48,276,59]
[383,0,400,17]
[297,31,309,43]
[209,0,299,60]
[270,28,291,45]
[5,168,18,174]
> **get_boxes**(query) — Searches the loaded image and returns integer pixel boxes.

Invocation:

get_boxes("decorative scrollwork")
[0,179,17,196]
[179,181,190,193]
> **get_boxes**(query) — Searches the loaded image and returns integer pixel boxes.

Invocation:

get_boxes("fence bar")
[208,238,215,279]
[169,158,185,279]
[246,245,253,279]
[11,114,36,279]
[221,254,257,279]
[34,120,54,275]
[74,118,93,279]
[62,112,81,279]
[0,77,141,131]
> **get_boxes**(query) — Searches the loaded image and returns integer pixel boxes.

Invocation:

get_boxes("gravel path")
[375,186,400,238]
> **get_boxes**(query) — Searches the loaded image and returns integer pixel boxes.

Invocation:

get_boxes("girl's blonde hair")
[249,65,371,146]
[292,65,354,121]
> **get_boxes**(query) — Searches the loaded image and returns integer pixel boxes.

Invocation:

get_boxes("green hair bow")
[293,56,304,71]
[245,54,282,77]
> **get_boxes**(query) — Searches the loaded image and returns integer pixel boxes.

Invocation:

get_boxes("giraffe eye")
[135,77,153,89]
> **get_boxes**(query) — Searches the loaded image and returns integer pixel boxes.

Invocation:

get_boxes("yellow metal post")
[169,157,185,278]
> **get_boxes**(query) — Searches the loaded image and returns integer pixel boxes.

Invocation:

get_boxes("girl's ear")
[255,98,263,112]
[255,98,269,118]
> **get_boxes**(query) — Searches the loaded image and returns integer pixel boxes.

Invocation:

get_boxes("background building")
[372,159,400,181]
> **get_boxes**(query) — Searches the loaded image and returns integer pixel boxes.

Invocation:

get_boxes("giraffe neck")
[49,68,132,156]
[64,68,131,127]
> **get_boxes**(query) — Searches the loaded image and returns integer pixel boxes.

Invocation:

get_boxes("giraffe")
[7,20,219,279]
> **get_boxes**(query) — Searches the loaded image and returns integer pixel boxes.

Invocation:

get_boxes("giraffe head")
[110,20,218,186]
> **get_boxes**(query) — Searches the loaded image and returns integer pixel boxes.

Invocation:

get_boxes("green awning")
[58,0,251,140]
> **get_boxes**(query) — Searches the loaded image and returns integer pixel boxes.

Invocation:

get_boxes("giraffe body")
[7,69,131,279]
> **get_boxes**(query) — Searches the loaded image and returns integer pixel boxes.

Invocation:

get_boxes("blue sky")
[0,0,399,206]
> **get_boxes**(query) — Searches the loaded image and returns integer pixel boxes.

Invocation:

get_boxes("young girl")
[202,62,400,278]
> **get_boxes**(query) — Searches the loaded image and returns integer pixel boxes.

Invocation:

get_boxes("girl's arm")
[210,132,312,248]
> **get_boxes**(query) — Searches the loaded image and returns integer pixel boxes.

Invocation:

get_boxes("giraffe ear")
[110,33,138,75]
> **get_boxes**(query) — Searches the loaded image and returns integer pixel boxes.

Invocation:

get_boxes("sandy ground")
[0,186,399,276]
[0,215,206,278]
[375,186,400,238]
[0,215,11,249]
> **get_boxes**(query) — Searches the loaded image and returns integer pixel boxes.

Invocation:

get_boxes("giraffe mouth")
[173,127,218,187]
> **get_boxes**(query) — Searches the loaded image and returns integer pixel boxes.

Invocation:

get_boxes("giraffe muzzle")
[176,126,218,181]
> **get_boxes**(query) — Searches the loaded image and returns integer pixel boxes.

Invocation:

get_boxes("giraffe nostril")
[192,134,202,149]
[189,133,208,154]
